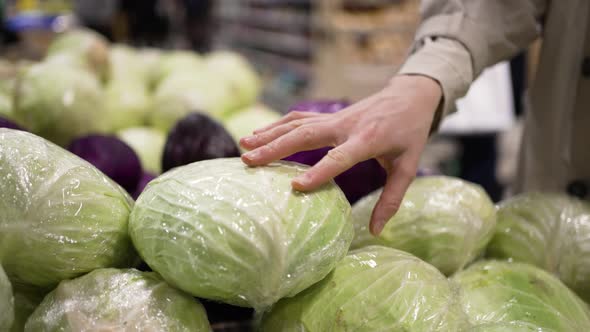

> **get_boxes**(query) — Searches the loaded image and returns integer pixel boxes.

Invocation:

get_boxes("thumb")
[369,157,416,236]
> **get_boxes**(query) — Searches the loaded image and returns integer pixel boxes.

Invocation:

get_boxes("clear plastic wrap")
[129,158,353,310]
[453,260,590,330]
[487,192,590,303]
[260,246,470,332]
[0,129,136,289]
[0,264,14,331]
[351,176,496,275]
[24,268,211,332]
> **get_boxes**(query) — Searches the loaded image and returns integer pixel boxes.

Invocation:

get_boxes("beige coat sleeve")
[398,0,547,122]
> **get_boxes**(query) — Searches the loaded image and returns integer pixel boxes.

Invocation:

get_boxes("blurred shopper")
[240,1,588,235]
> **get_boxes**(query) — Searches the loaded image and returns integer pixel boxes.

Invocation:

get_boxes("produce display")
[260,246,470,331]
[25,268,211,331]
[351,176,497,275]
[453,261,590,330]
[130,158,354,310]
[0,264,14,331]
[487,192,590,302]
[0,129,136,289]
[2,27,590,331]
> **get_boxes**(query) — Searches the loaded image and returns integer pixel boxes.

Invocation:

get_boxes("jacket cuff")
[397,38,473,129]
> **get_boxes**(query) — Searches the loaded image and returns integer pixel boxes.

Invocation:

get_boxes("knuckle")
[291,119,305,128]
[290,111,306,119]
[298,126,317,145]
[326,148,352,166]
[380,198,402,213]
[397,164,416,180]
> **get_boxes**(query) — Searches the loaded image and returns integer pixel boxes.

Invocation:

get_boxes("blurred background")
[0,0,539,202]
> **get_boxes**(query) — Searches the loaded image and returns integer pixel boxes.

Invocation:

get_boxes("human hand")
[240,75,442,235]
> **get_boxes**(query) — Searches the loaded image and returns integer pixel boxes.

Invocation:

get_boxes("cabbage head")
[154,51,204,84]
[108,44,149,83]
[0,129,136,289]
[223,104,281,147]
[25,268,211,332]
[486,192,590,303]
[260,246,469,332]
[130,158,353,309]
[117,127,166,174]
[14,61,108,145]
[351,176,496,275]
[205,51,261,109]
[0,264,14,331]
[150,72,237,131]
[453,260,590,331]
[103,80,152,132]
[46,29,110,79]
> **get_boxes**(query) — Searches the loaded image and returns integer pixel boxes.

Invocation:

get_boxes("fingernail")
[293,174,311,187]
[243,150,260,161]
[241,136,255,145]
[371,219,385,236]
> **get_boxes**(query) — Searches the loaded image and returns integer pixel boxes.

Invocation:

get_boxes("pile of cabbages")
[2,126,590,331]
[3,30,590,332]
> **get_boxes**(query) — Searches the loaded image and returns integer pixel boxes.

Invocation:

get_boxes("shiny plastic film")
[0,264,14,331]
[24,268,212,332]
[453,261,590,331]
[0,129,136,289]
[487,192,590,303]
[351,176,497,275]
[259,246,470,332]
[129,158,353,310]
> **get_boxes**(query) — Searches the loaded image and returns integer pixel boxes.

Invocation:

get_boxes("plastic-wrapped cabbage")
[223,104,281,145]
[14,61,107,145]
[154,51,204,84]
[9,285,45,332]
[470,323,545,332]
[103,80,152,131]
[108,44,149,83]
[260,246,469,331]
[117,127,166,174]
[351,176,496,275]
[46,29,110,79]
[205,51,261,109]
[453,261,590,330]
[0,129,136,289]
[137,48,163,89]
[130,158,353,309]
[25,268,211,332]
[0,264,14,331]
[486,192,590,303]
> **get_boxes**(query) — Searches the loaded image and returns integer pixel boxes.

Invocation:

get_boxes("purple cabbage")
[162,112,241,172]
[132,172,156,200]
[0,116,23,130]
[68,135,142,194]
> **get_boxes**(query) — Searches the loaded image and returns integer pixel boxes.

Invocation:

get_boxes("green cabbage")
[24,268,211,332]
[129,158,353,309]
[108,44,149,83]
[117,127,166,174]
[223,104,281,147]
[154,51,204,84]
[0,92,12,119]
[0,265,14,331]
[14,61,108,145]
[486,192,590,303]
[46,29,110,79]
[205,51,261,110]
[149,72,236,131]
[9,285,45,332]
[0,129,136,289]
[260,246,470,331]
[351,176,496,275]
[103,80,152,132]
[453,260,590,330]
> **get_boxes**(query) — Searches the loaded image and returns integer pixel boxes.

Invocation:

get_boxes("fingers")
[241,123,334,166]
[292,138,370,191]
[252,111,324,135]
[240,117,317,151]
[369,157,417,236]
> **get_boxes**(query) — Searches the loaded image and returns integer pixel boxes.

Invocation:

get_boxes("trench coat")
[398,0,590,197]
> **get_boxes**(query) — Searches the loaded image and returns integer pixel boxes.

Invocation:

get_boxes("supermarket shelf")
[217,8,310,33]
[226,26,312,59]
[246,0,311,8]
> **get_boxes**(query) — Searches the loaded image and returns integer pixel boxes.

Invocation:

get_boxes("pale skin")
[240,75,442,236]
